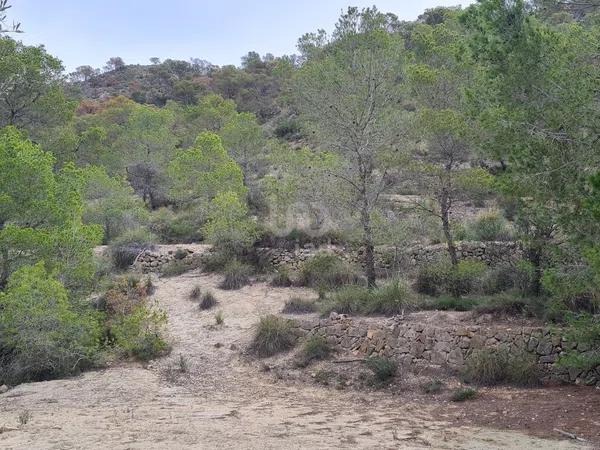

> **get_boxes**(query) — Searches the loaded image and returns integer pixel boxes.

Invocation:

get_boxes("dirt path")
[0,269,589,449]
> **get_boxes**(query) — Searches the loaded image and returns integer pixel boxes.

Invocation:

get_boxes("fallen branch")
[554,428,587,442]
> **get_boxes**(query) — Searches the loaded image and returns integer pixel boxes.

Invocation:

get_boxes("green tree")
[0,127,102,290]
[81,166,148,243]
[0,262,101,384]
[292,7,406,286]
[202,191,258,250]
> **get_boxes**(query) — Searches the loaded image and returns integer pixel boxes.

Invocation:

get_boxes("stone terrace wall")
[259,241,523,272]
[291,313,600,387]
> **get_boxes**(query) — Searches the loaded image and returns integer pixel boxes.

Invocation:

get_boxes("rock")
[539,354,557,364]
[0,385,8,394]
[527,336,539,352]
[536,341,554,356]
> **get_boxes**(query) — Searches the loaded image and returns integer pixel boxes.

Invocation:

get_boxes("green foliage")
[558,314,600,371]
[219,260,253,290]
[109,228,156,270]
[160,258,201,278]
[214,310,224,325]
[424,296,480,312]
[110,302,168,361]
[251,315,296,357]
[298,334,331,366]
[270,268,292,287]
[189,285,202,301]
[474,293,530,317]
[451,388,477,402]
[367,279,416,315]
[319,285,371,316]
[364,356,398,383]
[300,253,359,290]
[81,166,148,243]
[0,263,101,384]
[466,212,513,242]
[282,297,317,314]
[416,260,487,297]
[0,128,102,291]
[463,348,540,386]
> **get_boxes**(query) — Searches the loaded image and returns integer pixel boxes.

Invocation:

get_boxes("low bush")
[451,388,477,402]
[415,261,486,298]
[282,297,317,314]
[319,285,371,316]
[0,264,101,385]
[215,311,224,325]
[189,285,202,301]
[251,315,296,357]
[109,228,157,270]
[160,258,201,277]
[270,268,292,287]
[220,260,253,290]
[110,302,169,361]
[557,314,600,371]
[201,250,232,273]
[297,334,331,366]
[367,279,416,315]
[422,379,444,394]
[320,280,415,317]
[463,348,540,386]
[199,291,218,311]
[300,253,360,290]
[466,211,513,242]
[364,356,398,383]
[474,293,530,317]
[174,248,189,260]
[424,296,480,311]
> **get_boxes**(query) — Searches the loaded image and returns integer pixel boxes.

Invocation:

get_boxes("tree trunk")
[527,244,543,296]
[360,205,376,288]
[440,190,458,266]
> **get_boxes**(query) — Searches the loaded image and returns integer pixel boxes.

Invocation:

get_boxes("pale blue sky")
[11,1,473,71]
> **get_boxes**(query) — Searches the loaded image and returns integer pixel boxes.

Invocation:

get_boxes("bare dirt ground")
[0,263,595,449]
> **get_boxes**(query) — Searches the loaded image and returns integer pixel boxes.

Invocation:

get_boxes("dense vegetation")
[0,0,599,385]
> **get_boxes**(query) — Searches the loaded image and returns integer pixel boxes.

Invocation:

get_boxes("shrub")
[215,311,224,325]
[474,294,529,317]
[557,314,600,371]
[161,259,201,277]
[451,388,477,402]
[189,285,202,301]
[110,303,169,361]
[201,250,232,273]
[109,228,156,270]
[282,297,317,314]
[422,379,444,394]
[319,285,371,316]
[0,264,101,385]
[270,268,292,287]
[463,348,540,386]
[174,248,189,260]
[425,296,480,311]
[199,291,218,311]
[251,315,296,357]
[102,275,147,316]
[364,356,398,383]
[297,334,331,366]
[300,253,359,290]
[466,212,513,242]
[367,279,415,315]
[220,260,253,290]
[416,261,486,298]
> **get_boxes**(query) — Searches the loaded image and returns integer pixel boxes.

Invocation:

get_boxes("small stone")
[0,385,8,394]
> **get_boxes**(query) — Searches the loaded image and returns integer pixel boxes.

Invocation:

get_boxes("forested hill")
[69,53,288,124]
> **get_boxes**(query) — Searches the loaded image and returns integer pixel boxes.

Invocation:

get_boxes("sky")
[10,1,474,72]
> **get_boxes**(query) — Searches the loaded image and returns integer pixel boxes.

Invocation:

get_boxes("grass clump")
[109,229,156,270]
[463,348,540,386]
[300,253,359,290]
[270,269,292,287]
[220,260,253,290]
[297,334,331,366]
[199,291,218,311]
[364,356,398,384]
[251,315,296,357]
[474,293,530,316]
[422,379,444,394]
[189,285,202,301]
[174,248,189,260]
[214,311,224,325]
[282,297,317,314]
[161,258,201,277]
[319,279,415,317]
[416,261,486,298]
[424,296,480,311]
[451,387,477,402]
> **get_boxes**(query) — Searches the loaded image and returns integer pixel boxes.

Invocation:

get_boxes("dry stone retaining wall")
[291,314,600,387]
[259,241,523,272]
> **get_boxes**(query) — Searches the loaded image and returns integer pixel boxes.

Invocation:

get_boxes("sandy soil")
[0,266,591,449]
